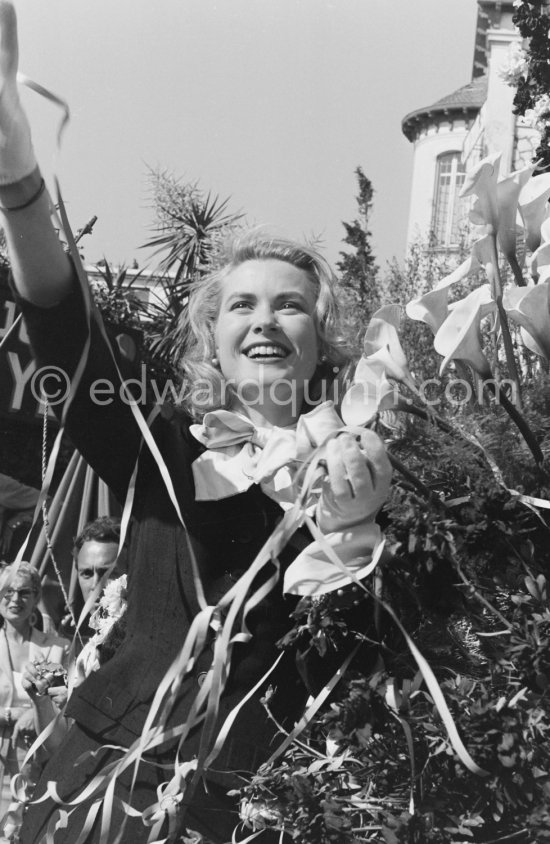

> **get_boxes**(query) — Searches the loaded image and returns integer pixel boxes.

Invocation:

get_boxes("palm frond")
[142,166,242,286]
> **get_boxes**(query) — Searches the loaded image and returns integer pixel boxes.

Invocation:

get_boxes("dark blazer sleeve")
[15,276,145,504]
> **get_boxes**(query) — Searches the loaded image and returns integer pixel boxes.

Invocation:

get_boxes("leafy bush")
[237,151,550,843]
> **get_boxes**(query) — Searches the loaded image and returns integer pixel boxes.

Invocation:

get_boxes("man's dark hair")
[73,516,121,558]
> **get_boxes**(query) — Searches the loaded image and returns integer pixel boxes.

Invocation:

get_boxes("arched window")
[431,152,466,247]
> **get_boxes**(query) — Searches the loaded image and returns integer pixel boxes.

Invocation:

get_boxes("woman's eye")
[280,301,302,311]
[230,301,253,311]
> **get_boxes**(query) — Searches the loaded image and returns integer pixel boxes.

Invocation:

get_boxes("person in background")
[55,517,123,700]
[0,474,39,564]
[37,516,123,638]
[65,516,123,632]
[19,519,125,770]
[21,572,128,759]
[21,517,123,729]
[0,562,69,842]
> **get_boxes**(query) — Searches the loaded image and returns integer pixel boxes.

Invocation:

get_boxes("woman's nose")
[252,306,278,332]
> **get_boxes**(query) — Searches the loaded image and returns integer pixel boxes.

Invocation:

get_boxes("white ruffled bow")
[189,401,343,508]
[189,401,389,596]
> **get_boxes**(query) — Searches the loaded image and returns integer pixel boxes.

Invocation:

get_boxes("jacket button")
[197,672,208,687]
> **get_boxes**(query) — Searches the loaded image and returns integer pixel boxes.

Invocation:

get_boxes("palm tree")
[139,166,243,374]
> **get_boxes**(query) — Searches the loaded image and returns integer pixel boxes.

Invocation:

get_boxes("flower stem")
[386,450,448,510]
[394,400,454,434]
[483,380,546,471]
[487,235,523,408]
[507,253,526,287]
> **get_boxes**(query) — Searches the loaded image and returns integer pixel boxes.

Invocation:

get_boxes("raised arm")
[0,2,146,500]
[0,2,73,307]
[21,658,69,756]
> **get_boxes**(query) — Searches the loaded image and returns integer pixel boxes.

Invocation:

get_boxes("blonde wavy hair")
[178,231,353,420]
[0,561,41,600]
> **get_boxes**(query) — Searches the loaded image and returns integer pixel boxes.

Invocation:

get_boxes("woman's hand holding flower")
[316,429,392,533]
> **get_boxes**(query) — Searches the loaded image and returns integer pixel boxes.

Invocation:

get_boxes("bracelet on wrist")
[0,177,46,212]
[4,707,12,726]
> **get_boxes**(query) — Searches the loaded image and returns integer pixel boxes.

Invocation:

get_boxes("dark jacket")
[18,282,308,771]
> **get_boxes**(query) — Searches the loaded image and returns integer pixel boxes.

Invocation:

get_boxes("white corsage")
[69,575,129,693]
[88,574,128,643]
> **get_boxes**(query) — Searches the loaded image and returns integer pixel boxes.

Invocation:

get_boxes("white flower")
[498,42,529,87]
[523,94,550,131]
[240,798,283,830]
[101,574,127,619]
[89,574,127,636]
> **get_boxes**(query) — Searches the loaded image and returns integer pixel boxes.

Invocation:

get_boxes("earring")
[319,353,327,364]
[211,356,219,368]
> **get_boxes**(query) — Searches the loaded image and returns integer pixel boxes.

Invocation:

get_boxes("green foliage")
[89,262,144,332]
[143,166,243,285]
[239,406,550,841]
[512,2,550,172]
[89,170,243,383]
[379,236,477,418]
[138,167,242,374]
[337,168,380,338]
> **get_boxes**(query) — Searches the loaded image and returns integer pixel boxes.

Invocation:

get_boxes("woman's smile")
[214,259,319,424]
[242,342,291,360]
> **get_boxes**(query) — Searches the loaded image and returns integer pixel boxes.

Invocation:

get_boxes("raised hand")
[0,1,36,184]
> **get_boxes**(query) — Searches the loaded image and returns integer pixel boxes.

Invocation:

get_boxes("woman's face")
[0,575,37,625]
[214,259,319,414]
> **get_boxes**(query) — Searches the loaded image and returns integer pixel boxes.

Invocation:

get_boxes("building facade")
[402,0,539,253]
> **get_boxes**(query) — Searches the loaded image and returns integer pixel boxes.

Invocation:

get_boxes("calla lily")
[531,241,550,281]
[537,264,550,284]
[340,356,397,426]
[406,259,470,334]
[363,305,417,392]
[406,235,494,334]
[434,284,497,377]
[503,280,550,360]
[518,172,550,254]
[364,303,402,343]
[529,214,550,279]
[495,163,535,259]
[461,153,533,261]
[460,152,501,230]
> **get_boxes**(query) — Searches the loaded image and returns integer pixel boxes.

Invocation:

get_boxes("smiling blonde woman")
[0,4,393,842]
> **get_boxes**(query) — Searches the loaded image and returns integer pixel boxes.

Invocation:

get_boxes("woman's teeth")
[246,344,287,359]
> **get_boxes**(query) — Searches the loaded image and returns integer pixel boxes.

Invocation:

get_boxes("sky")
[13,0,479,275]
